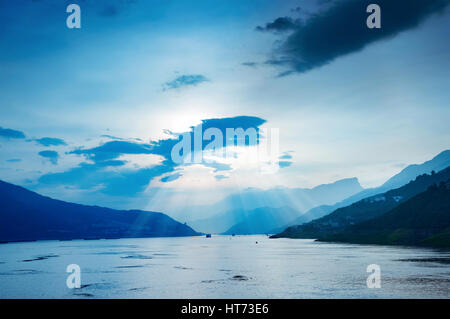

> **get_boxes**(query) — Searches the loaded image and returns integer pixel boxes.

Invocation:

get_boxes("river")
[0,235,449,298]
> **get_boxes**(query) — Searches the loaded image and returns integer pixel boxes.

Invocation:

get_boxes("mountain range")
[0,180,199,242]
[317,180,450,247]
[272,166,450,241]
[276,150,450,230]
[193,150,450,235]
[188,177,363,233]
[221,206,301,235]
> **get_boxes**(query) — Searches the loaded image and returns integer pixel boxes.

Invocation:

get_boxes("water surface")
[0,236,449,298]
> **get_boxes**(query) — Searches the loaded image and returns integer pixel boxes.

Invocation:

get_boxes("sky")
[0,0,449,216]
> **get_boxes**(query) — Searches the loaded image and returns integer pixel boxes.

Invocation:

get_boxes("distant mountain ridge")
[189,177,363,233]
[381,150,450,190]
[221,206,301,235]
[283,150,450,229]
[318,180,450,247]
[0,180,199,242]
[272,166,450,239]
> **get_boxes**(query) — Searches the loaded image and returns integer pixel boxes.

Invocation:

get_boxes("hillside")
[0,180,199,242]
[317,181,450,247]
[222,206,302,235]
[272,166,450,239]
[298,150,450,223]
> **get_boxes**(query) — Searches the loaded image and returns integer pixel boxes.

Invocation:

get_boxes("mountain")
[0,180,199,242]
[278,150,450,230]
[282,204,337,229]
[272,166,450,239]
[222,206,302,235]
[381,150,450,190]
[189,177,363,233]
[317,180,450,247]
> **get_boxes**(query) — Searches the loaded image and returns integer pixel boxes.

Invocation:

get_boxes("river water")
[0,235,449,298]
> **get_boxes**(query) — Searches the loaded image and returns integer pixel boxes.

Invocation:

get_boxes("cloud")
[100,134,126,140]
[163,74,209,90]
[34,137,67,147]
[72,116,266,164]
[0,126,25,139]
[200,161,232,173]
[256,17,300,33]
[68,116,265,165]
[38,116,266,196]
[38,150,59,165]
[279,153,293,160]
[6,158,21,163]
[38,161,174,196]
[70,140,153,163]
[279,160,293,168]
[261,0,450,75]
[198,116,266,148]
[214,175,228,181]
[160,172,183,183]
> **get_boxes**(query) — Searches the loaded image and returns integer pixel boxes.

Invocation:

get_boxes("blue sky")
[1,0,449,215]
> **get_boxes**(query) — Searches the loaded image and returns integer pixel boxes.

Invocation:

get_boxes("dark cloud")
[34,137,67,147]
[261,0,450,75]
[38,150,59,165]
[0,126,25,139]
[198,116,266,148]
[164,74,209,90]
[256,17,300,33]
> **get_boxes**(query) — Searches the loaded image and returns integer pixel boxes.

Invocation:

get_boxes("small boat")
[205,234,212,238]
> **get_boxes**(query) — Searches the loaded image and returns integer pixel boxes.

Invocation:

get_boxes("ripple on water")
[174,266,193,270]
[22,254,59,262]
[121,254,153,260]
[128,287,151,292]
[230,275,250,281]
[396,257,450,265]
[73,293,94,297]
[0,269,44,275]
